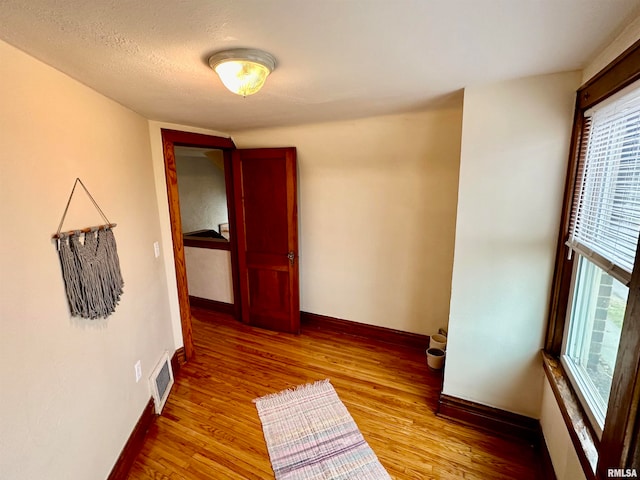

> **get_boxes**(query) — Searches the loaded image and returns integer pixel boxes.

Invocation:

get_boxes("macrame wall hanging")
[53,178,124,319]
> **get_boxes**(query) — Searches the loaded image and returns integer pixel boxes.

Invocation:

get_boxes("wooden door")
[232,148,300,333]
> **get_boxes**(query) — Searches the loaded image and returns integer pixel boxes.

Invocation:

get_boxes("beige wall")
[443,72,581,417]
[0,40,175,479]
[231,106,463,335]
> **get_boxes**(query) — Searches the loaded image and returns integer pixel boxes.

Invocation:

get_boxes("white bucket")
[429,333,447,350]
[426,347,445,370]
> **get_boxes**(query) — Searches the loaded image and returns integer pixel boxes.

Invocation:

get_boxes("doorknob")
[287,251,295,265]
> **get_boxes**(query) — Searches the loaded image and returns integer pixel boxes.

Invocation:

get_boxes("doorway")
[161,129,239,360]
[162,129,301,360]
[175,146,234,308]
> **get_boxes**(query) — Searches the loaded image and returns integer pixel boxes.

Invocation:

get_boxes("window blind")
[567,82,640,285]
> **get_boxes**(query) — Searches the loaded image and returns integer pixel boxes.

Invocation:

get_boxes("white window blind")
[567,82,640,285]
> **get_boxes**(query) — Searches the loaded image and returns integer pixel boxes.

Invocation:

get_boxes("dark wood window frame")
[545,39,640,480]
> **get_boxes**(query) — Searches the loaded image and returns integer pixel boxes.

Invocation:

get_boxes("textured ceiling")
[1,0,638,131]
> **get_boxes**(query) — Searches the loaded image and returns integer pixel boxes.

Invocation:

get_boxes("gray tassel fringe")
[58,228,124,319]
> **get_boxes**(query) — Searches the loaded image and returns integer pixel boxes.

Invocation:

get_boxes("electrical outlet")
[134,360,142,383]
[153,241,160,258]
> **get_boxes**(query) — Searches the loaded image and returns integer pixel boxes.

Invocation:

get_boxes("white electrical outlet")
[153,241,160,258]
[134,360,142,383]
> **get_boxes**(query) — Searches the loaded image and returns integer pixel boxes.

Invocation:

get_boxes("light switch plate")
[135,360,142,383]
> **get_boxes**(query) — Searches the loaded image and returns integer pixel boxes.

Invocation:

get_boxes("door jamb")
[161,129,239,361]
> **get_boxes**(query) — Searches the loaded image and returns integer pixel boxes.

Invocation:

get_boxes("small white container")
[429,333,447,350]
[426,347,445,370]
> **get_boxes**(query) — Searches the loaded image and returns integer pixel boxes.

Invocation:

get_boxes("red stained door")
[232,148,300,333]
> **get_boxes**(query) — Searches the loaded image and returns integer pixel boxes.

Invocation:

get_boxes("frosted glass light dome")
[208,48,276,97]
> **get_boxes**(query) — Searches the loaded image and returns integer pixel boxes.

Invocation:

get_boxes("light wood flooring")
[128,307,541,479]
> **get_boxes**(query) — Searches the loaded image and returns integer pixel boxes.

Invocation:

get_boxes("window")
[545,39,640,479]
[561,82,640,436]
[563,256,628,433]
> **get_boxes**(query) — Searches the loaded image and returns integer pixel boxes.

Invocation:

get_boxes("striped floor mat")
[253,379,391,479]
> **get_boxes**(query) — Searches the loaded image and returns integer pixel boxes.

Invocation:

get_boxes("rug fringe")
[253,379,331,405]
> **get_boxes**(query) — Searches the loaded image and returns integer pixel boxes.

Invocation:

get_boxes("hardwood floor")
[128,307,541,479]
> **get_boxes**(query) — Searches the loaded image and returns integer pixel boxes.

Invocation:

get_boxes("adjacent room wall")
[231,105,463,335]
[175,149,228,233]
[0,40,175,480]
[184,247,234,303]
[443,71,581,417]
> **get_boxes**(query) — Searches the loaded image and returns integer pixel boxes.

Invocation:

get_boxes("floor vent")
[149,351,174,414]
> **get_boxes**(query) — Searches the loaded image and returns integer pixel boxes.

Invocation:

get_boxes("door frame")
[161,129,240,360]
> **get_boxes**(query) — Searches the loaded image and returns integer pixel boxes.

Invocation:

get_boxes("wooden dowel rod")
[52,223,117,239]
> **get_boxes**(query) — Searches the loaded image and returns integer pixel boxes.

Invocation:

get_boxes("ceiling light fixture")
[208,48,276,97]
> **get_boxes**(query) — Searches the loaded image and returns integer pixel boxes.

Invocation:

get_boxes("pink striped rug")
[253,379,391,479]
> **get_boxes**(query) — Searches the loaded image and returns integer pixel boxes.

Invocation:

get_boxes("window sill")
[541,351,599,480]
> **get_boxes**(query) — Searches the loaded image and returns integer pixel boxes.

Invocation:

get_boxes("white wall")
[443,72,580,417]
[540,378,588,480]
[185,247,233,303]
[231,105,463,335]
[582,13,640,84]
[0,40,175,480]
